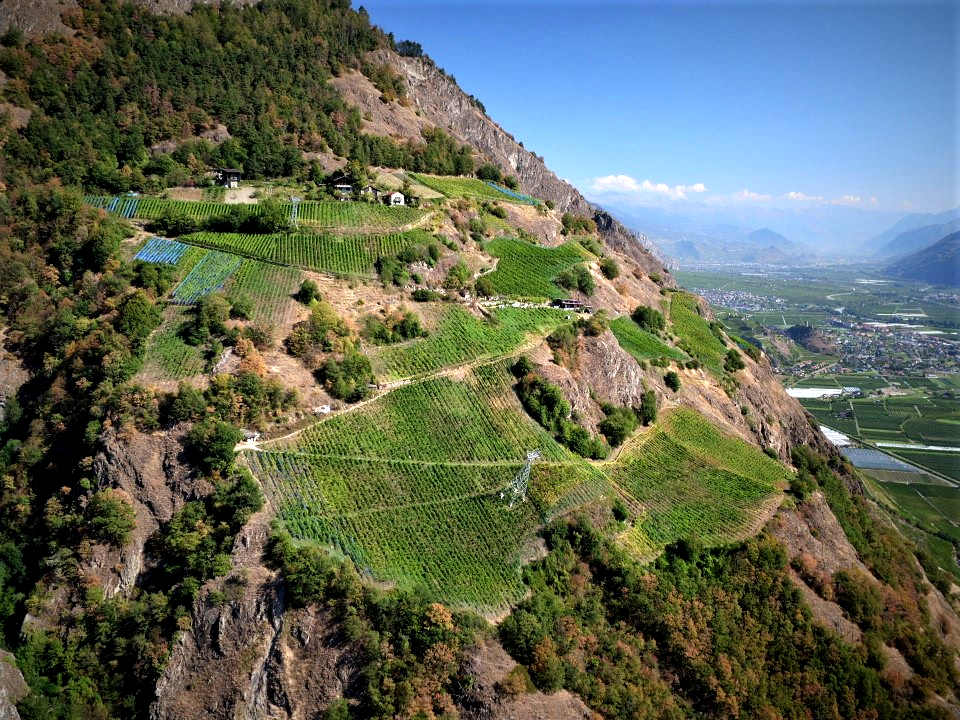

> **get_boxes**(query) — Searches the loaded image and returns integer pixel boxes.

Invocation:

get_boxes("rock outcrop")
[0,651,27,720]
[88,424,204,597]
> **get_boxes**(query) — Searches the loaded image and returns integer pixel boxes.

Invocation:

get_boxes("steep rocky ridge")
[344,49,667,275]
[88,424,207,597]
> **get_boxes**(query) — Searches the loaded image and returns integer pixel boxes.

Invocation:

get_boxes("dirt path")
[244,332,547,452]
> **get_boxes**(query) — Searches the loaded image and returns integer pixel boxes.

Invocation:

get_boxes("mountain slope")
[883,230,960,286]
[863,206,960,254]
[876,219,960,258]
[0,2,957,719]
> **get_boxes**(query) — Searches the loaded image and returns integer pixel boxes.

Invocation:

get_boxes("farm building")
[325,171,355,200]
[217,168,242,188]
[360,185,381,200]
[383,191,405,206]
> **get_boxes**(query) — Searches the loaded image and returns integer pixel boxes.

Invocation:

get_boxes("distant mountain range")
[861,207,960,255]
[593,198,901,263]
[883,231,960,286]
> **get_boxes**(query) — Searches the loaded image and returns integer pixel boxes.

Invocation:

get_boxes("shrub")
[411,288,440,302]
[638,390,657,426]
[599,256,619,279]
[598,406,638,447]
[511,356,534,378]
[631,305,665,333]
[612,498,630,522]
[317,347,374,402]
[296,279,322,304]
[474,275,495,297]
[664,371,681,392]
[724,348,746,372]
[555,264,594,296]
[361,308,427,345]
[187,418,243,475]
[476,163,502,183]
[443,261,471,289]
[86,490,136,547]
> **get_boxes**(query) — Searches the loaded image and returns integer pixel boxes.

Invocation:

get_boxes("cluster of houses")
[216,168,410,205]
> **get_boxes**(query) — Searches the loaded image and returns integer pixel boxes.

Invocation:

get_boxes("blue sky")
[361,0,957,214]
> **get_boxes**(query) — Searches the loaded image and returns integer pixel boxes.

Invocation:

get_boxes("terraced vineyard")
[251,363,605,610]
[607,409,788,557]
[139,306,206,381]
[249,382,786,612]
[227,260,303,326]
[409,174,525,202]
[610,316,687,363]
[367,306,570,381]
[483,238,588,299]
[86,195,427,230]
[669,292,729,373]
[171,251,243,304]
[184,230,433,276]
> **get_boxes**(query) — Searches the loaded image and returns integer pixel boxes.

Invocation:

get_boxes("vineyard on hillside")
[610,316,687,363]
[85,195,427,230]
[249,382,787,612]
[608,408,787,557]
[669,291,729,373]
[267,364,573,462]
[227,261,303,326]
[409,174,528,202]
[184,230,434,276]
[367,306,570,381]
[483,238,589,299]
[138,306,206,381]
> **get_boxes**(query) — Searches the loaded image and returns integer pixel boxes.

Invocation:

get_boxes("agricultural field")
[890,449,960,483]
[85,195,427,231]
[227,260,303,326]
[250,358,787,611]
[139,306,206,382]
[610,316,687,364]
[171,251,243,304]
[482,238,588,299]
[270,365,574,463]
[484,182,539,205]
[409,174,527,202]
[668,292,729,373]
[367,306,570,381]
[134,237,190,264]
[608,408,788,557]
[184,230,433,276]
[865,475,960,582]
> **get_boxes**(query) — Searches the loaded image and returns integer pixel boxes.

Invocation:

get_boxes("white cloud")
[732,189,772,202]
[868,196,878,206]
[784,191,824,202]
[590,174,706,200]
[830,194,862,206]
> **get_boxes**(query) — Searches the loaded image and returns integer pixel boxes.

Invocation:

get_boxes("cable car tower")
[504,450,540,507]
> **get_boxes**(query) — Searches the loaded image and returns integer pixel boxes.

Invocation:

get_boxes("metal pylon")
[290,196,302,230]
[507,450,540,506]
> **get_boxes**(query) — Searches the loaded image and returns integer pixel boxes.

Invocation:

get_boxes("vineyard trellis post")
[504,450,540,506]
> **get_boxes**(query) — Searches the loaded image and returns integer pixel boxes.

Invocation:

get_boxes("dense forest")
[0,0,474,194]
